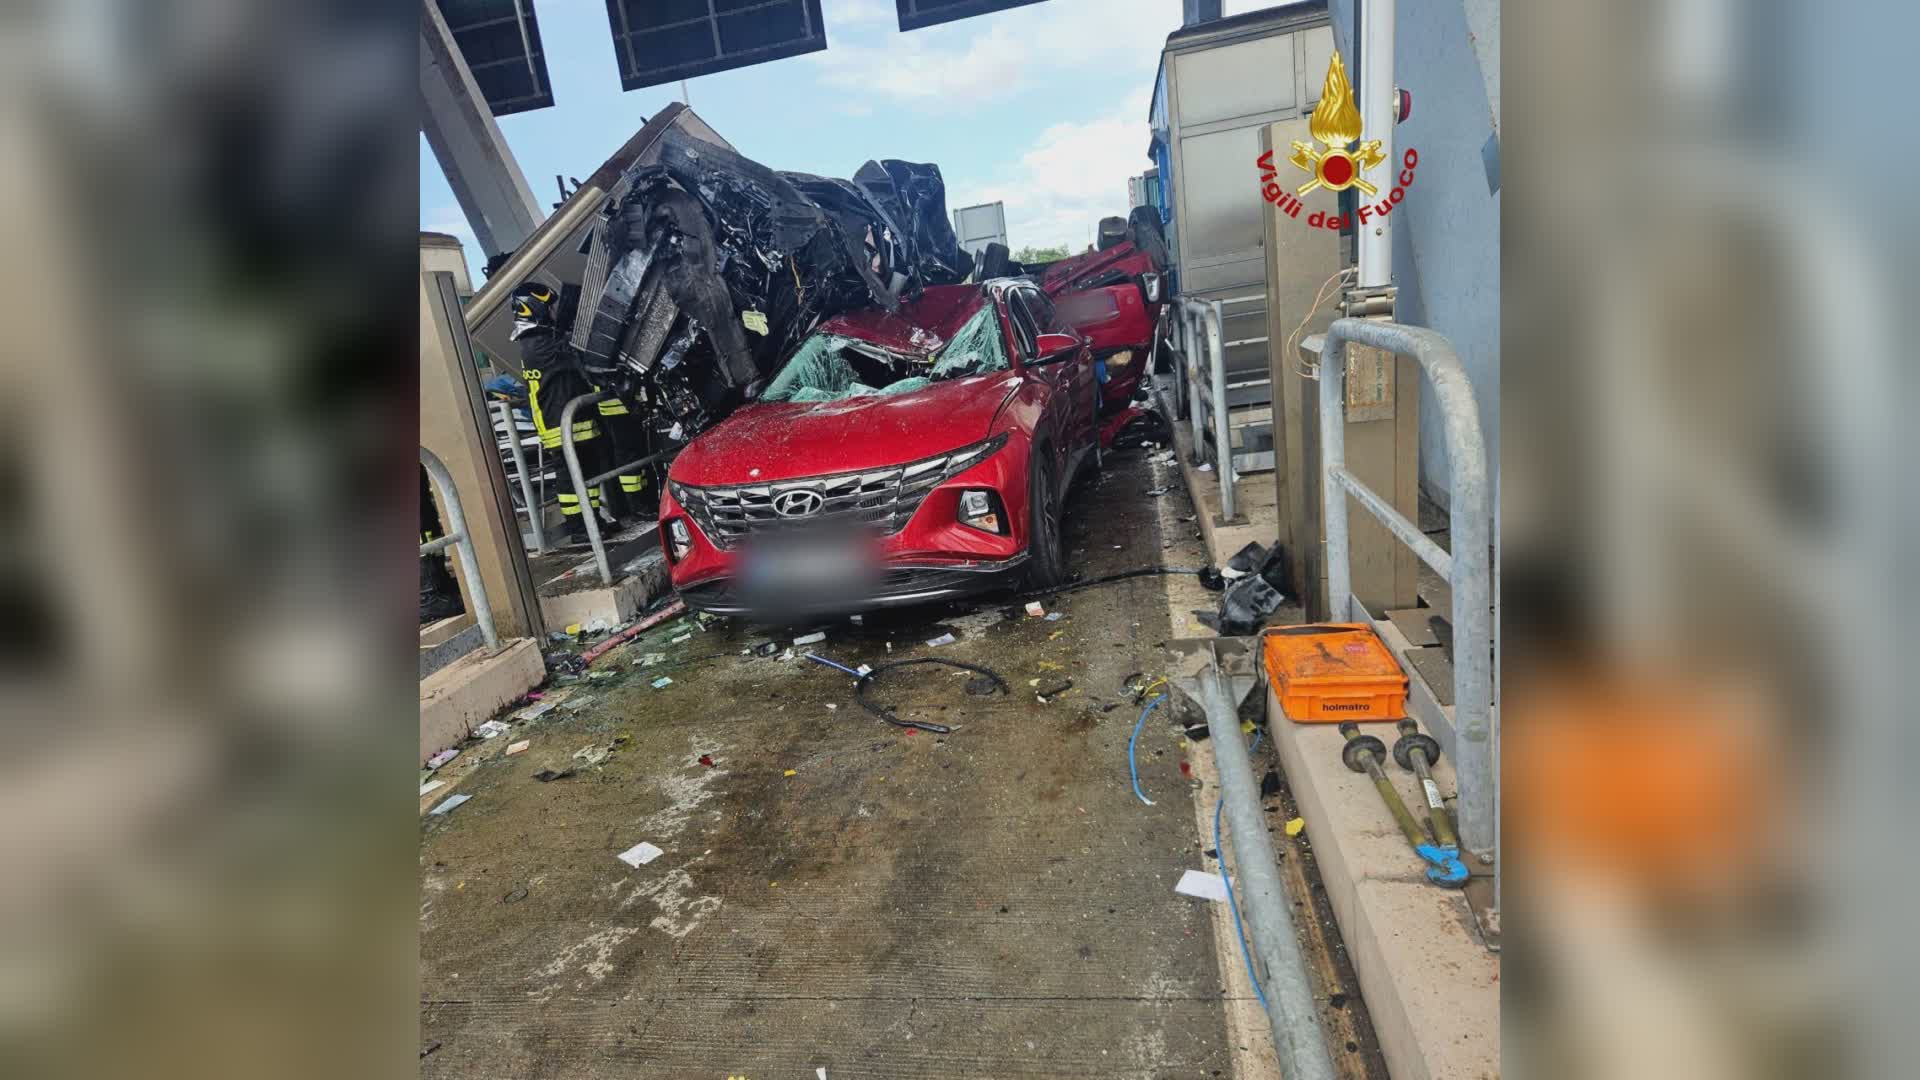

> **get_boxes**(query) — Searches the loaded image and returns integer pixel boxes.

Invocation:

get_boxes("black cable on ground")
[1022,565,1207,601]
[854,657,1009,734]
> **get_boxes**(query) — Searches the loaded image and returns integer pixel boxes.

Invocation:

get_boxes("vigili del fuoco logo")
[1256,51,1417,231]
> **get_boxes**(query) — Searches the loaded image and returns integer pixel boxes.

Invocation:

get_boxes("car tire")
[1025,453,1068,590]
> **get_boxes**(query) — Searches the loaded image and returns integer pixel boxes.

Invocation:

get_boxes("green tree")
[1013,245,1070,264]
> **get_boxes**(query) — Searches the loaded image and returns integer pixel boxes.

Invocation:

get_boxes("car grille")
[672,434,1005,549]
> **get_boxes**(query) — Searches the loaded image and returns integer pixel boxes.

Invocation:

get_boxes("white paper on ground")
[506,740,530,756]
[793,631,826,646]
[1175,869,1229,902]
[513,701,557,721]
[616,841,664,867]
[925,632,956,647]
[419,779,445,796]
[430,794,472,815]
[474,719,511,739]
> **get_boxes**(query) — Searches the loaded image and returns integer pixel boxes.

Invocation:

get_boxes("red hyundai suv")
[659,279,1103,616]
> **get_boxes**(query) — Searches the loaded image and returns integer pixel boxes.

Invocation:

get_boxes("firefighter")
[595,385,654,519]
[509,282,623,542]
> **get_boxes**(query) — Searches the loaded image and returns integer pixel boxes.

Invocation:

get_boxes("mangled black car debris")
[565,128,973,440]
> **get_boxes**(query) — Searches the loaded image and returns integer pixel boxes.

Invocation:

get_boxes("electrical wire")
[1129,693,1166,805]
[1215,728,1268,1011]
[1285,266,1357,379]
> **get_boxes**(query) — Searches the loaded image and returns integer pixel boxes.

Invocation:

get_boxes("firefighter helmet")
[509,281,560,339]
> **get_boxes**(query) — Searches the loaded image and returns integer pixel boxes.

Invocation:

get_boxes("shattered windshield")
[760,304,1008,404]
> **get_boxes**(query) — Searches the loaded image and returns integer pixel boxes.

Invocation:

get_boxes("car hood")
[670,372,1022,485]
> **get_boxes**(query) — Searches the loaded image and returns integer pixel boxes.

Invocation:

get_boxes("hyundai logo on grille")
[772,489,825,518]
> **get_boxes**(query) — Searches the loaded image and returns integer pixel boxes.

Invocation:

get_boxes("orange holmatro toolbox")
[1262,623,1408,722]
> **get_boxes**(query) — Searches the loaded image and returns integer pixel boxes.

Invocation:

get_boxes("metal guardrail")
[420,446,499,651]
[1318,318,1494,856]
[559,392,672,588]
[491,399,545,555]
[1174,295,1236,519]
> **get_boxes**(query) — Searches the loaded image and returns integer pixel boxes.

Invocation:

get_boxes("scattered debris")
[1146,485,1172,496]
[426,748,459,770]
[474,719,512,740]
[502,885,529,904]
[579,599,688,666]
[670,633,693,645]
[1024,600,1046,617]
[429,794,471,816]
[513,700,558,722]
[1196,542,1292,636]
[1285,817,1306,837]
[793,631,827,646]
[532,767,575,783]
[698,754,716,768]
[965,675,998,696]
[855,657,1006,733]
[924,632,957,647]
[637,652,668,667]
[419,779,445,797]
[1261,769,1282,797]
[1175,869,1229,902]
[561,695,595,711]
[616,841,665,868]
[1045,611,1065,622]
[783,769,797,778]
[506,740,530,756]
[1197,463,1214,473]
[421,1041,442,1059]
[752,640,782,657]
[573,744,612,767]
[651,676,674,689]
[588,670,616,681]
[1179,761,1193,779]
[1035,679,1074,703]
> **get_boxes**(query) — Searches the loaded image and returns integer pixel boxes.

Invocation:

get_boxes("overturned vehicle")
[563,127,975,440]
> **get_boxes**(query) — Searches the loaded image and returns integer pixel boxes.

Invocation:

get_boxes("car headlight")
[958,488,1006,534]
[667,517,693,561]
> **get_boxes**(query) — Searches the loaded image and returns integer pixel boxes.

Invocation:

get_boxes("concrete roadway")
[419,440,1357,1078]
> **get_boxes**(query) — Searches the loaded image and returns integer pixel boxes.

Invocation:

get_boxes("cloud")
[809,0,1176,108]
[821,0,898,28]
[949,88,1155,251]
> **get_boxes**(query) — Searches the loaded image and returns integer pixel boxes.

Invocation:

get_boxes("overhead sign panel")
[436,0,556,115]
[894,0,1049,32]
[605,0,827,91]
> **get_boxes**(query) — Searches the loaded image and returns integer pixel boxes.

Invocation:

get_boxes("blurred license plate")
[739,530,882,611]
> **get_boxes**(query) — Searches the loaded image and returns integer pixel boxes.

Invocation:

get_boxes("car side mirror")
[1032,332,1081,364]
[1140,272,1163,303]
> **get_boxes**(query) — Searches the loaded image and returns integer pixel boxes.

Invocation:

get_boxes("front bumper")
[677,555,1029,616]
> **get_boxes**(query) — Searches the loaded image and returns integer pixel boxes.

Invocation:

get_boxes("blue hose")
[1129,693,1166,805]
[802,653,864,678]
[1215,728,1269,1010]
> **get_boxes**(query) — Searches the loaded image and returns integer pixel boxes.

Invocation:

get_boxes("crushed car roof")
[816,283,992,356]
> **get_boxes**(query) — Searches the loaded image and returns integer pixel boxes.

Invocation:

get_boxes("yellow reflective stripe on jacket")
[596,397,630,417]
[525,368,599,449]
[618,476,646,493]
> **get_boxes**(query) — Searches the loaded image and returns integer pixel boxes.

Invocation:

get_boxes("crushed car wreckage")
[561,128,974,441]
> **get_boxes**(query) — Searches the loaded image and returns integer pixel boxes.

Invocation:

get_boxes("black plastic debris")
[531,767,576,783]
[1195,543,1292,635]
[1261,769,1282,797]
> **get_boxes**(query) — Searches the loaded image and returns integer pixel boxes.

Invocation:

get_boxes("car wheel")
[1025,454,1068,589]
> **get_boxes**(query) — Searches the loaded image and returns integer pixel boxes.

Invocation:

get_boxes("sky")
[421,0,1184,281]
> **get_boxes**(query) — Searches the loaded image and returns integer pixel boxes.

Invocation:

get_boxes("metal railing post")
[493,399,545,554]
[1319,318,1493,854]
[420,447,499,651]
[559,391,615,587]
[1187,655,1338,1080]
[1185,305,1206,458]
[1206,298,1235,520]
